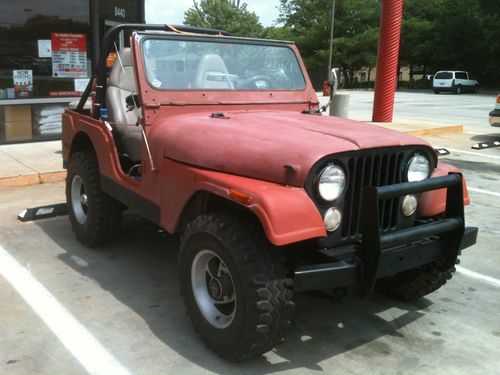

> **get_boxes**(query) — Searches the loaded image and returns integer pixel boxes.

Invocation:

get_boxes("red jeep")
[62,24,478,360]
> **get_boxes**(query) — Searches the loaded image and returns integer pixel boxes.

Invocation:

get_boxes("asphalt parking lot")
[323,89,498,134]
[1,92,500,374]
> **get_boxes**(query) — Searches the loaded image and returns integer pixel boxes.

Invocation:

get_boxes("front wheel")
[434,90,440,94]
[456,85,462,95]
[66,151,122,246]
[376,262,455,301]
[179,212,294,360]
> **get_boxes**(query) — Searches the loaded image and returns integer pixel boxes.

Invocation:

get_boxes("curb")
[0,171,66,188]
[373,123,463,136]
[400,125,463,136]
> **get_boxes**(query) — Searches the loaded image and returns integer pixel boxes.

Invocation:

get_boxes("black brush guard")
[294,173,478,293]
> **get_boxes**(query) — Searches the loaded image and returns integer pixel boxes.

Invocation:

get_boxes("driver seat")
[194,54,233,89]
[106,48,142,162]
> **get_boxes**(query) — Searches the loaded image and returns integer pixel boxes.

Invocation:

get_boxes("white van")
[433,71,479,94]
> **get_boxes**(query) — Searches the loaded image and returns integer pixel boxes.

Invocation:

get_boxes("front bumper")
[489,109,500,127]
[294,173,478,293]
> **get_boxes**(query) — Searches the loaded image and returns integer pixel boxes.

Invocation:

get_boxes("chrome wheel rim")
[71,175,88,225]
[191,249,236,329]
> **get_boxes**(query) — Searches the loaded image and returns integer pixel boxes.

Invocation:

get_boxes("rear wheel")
[66,151,122,246]
[376,262,456,301]
[179,212,294,360]
[434,90,440,94]
[456,85,462,95]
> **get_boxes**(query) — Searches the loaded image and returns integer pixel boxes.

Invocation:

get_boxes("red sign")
[51,33,88,78]
[49,91,81,97]
[51,33,86,53]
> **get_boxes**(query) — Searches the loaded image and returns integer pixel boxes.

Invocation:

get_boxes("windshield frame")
[139,33,307,92]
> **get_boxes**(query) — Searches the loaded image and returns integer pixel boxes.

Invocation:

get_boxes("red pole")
[372,0,404,123]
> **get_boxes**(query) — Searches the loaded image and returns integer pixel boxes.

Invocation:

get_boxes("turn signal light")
[228,189,253,205]
[496,95,500,104]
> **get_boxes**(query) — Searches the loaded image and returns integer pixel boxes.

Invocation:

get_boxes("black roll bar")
[75,23,230,115]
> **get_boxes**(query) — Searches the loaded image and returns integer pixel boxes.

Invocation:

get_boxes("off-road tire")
[376,262,456,301]
[179,212,294,360]
[66,151,122,246]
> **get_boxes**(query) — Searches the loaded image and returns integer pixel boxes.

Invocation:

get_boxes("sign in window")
[51,33,88,78]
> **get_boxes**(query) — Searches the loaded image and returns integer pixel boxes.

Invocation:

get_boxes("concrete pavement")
[1,156,499,374]
[1,97,500,373]
[0,141,65,187]
[320,89,497,134]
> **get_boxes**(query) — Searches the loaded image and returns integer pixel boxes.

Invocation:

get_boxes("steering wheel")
[238,75,274,90]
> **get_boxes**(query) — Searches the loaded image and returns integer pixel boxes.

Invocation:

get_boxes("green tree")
[399,0,439,67]
[276,0,380,84]
[184,0,263,37]
[400,0,500,86]
[477,0,500,84]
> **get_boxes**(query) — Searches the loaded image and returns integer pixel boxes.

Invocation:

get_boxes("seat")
[106,48,142,162]
[194,54,233,89]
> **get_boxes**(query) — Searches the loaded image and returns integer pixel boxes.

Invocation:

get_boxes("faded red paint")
[62,32,471,247]
[418,162,470,217]
[155,110,432,187]
[159,159,327,245]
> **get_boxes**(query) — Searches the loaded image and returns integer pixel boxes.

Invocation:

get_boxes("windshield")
[142,38,306,91]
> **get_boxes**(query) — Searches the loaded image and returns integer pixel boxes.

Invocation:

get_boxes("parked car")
[63,24,478,360]
[489,94,500,127]
[433,71,479,94]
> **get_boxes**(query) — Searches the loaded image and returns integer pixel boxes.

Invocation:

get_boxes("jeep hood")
[159,110,432,186]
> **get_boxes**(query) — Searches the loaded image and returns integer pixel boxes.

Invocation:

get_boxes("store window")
[0,1,90,99]
[0,0,90,143]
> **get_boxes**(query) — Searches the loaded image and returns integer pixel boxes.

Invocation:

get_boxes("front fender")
[160,159,326,246]
[417,162,471,217]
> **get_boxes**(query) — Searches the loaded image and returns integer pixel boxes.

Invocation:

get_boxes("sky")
[145,0,281,28]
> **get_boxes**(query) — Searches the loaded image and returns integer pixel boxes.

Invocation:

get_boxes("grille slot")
[341,151,405,239]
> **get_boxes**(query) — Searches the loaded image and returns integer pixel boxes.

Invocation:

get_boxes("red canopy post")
[372,0,404,123]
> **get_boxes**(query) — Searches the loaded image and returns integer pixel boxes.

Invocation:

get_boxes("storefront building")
[0,0,144,144]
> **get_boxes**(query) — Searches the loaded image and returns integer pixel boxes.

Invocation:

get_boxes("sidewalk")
[0,141,65,188]
[0,119,462,188]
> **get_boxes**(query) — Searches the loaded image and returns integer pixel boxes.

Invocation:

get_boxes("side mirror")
[329,68,338,97]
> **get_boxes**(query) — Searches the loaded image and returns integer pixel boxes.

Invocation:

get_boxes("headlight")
[317,165,346,201]
[406,154,430,182]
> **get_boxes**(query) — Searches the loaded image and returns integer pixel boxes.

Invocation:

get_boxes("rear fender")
[417,162,470,217]
[62,110,126,178]
[160,159,326,246]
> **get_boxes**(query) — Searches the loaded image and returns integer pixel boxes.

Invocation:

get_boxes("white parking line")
[444,147,500,161]
[0,245,130,375]
[456,266,500,288]
[468,187,500,197]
